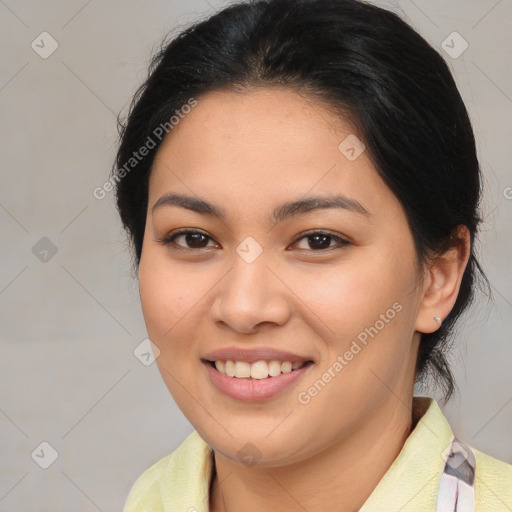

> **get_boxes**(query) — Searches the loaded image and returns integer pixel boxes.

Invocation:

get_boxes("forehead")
[155,86,351,159]
[149,87,400,221]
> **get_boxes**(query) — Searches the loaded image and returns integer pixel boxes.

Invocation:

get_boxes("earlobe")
[414,225,471,334]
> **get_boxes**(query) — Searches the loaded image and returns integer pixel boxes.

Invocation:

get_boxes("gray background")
[0,0,511,510]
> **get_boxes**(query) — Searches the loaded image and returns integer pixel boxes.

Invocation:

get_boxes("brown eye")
[157,229,219,250]
[292,231,350,251]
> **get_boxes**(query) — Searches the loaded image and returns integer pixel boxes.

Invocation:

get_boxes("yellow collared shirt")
[123,397,512,511]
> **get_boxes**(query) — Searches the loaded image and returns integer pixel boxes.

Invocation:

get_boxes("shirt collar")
[359,396,454,511]
[162,396,453,512]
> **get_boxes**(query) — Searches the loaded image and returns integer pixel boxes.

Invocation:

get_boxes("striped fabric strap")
[436,437,476,512]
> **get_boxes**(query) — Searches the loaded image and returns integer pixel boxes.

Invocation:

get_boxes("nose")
[210,251,291,334]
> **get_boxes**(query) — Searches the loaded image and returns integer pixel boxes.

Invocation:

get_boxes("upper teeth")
[214,360,305,379]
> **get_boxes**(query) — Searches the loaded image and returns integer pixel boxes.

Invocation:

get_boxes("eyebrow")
[151,192,370,223]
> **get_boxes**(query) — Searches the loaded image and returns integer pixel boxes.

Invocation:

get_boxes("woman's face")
[138,87,426,466]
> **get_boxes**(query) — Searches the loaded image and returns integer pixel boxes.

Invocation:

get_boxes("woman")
[114,0,512,510]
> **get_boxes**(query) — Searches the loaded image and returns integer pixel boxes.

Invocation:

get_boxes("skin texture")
[138,87,470,512]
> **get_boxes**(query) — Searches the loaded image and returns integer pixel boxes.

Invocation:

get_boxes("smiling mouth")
[206,359,315,379]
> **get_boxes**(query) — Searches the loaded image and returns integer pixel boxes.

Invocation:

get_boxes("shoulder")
[123,431,213,512]
[471,445,512,509]
[412,397,511,509]
[122,453,171,512]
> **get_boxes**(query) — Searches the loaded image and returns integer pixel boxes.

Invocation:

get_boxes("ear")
[415,225,471,334]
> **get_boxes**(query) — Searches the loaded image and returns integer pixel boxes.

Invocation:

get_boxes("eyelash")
[156,228,350,253]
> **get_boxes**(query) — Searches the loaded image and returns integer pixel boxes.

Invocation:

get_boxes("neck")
[209,394,420,512]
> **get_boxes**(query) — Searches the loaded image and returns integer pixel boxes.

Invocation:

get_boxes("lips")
[201,347,315,401]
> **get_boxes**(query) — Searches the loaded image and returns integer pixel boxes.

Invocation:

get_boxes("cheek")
[138,249,221,365]
[303,263,404,316]
[138,254,203,404]
[290,247,418,354]
[138,254,190,342]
